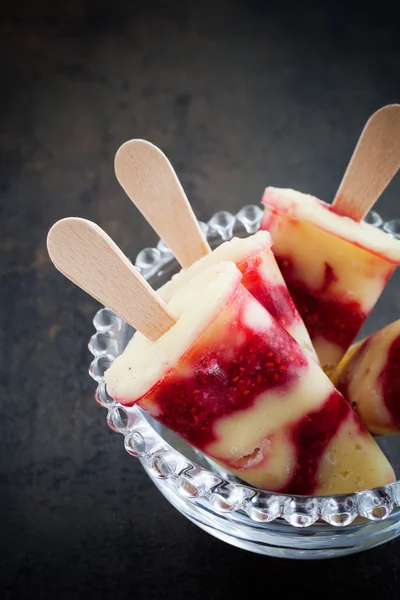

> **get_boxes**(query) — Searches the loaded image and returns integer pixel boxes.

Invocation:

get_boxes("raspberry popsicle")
[261,105,400,373]
[158,230,317,361]
[261,187,400,373]
[334,320,400,435]
[114,141,318,361]
[105,261,395,495]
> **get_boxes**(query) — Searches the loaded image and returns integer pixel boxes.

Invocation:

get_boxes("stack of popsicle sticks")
[47,104,400,342]
[47,140,218,346]
[46,139,215,342]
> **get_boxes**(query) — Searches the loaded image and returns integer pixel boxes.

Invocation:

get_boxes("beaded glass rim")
[88,205,400,529]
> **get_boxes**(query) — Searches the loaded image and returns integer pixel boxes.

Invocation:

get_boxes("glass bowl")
[88,206,400,560]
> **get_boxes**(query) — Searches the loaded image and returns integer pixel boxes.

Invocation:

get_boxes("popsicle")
[333,320,400,435]
[260,105,400,373]
[156,230,319,361]
[114,140,317,361]
[104,263,394,496]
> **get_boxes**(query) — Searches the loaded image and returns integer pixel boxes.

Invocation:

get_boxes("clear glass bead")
[283,498,320,528]
[124,429,148,457]
[135,247,162,274]
[246,493,282,523]
[208,211,236,241]
[320,497,357,527]
[392,482,400,506]
[177,474,201,498]
[176,465,217,498]
[236,205,263,233]
[95,382,115,407]
[89,355,112,382]
[383,219,400,239]
[107,406,130,433]
[363,210,383,227]
[93,308,116,331]
[357,490,394,521]
[148,451,176,479]
[209,484,243,513]
[157,238,172,255]
[88,332,118,356]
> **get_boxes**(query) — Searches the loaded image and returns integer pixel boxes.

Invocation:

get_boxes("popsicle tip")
[47,217,96,268]
[114,139,171,193]
[47,217,74,251]
[373,103,400,115]
[47,216,97,240]
[115,138,164,167]
[366,104,400,131]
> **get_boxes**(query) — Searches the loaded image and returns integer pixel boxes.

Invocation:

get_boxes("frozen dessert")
[158,230,317,361]
[105,261,395,494]
[334,319,400,435]
[261,187,400,373]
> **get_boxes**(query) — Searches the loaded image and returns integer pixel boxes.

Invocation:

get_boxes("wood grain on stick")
[47,218,176,341]
[115,140,211,268]
[332,104,400,222]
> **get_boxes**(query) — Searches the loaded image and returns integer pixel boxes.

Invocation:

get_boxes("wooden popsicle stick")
[115,140,211,268]
[332,104,400,222]
[47,218,176,341]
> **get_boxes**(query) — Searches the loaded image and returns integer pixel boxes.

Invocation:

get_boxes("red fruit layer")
[379,335,400,424]
[276,256,366,350]
[139,304,307,449]
[134,298,356,494]
[240,256,299,329]
[281,390,351,495]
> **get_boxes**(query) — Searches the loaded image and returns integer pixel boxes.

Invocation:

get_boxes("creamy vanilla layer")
[158,231,317,361]
[262,187,400,264]
[105,262,242,401]
[226,430,296,491]
[315,416,395,494]
[334,320,400,435]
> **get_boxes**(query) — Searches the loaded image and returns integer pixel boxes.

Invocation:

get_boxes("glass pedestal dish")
[89,206,400,559]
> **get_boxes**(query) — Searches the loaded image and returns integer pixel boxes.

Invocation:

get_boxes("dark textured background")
[1,1,400,598]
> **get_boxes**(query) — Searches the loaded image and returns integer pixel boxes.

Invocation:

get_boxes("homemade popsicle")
[105,260,395,495]
[157,230,317,362]
[334,319,400,435]
[260,187,400,373]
